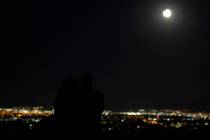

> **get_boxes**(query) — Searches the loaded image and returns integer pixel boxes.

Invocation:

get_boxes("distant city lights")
[0,107,210,131]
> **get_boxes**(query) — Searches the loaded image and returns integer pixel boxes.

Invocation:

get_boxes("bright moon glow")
[163,9,172,18]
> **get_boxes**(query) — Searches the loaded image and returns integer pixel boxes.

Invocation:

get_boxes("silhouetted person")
[54,76,78,118]
[36,76,79,136]
[38,74,104,138]
[79,73,105,136]
[54,76,81,130]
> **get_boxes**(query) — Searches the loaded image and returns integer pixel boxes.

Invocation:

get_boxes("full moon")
[163,9,172,18]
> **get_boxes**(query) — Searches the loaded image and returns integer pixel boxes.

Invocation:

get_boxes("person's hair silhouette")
[54,76,79,123]
[37,76,80,135]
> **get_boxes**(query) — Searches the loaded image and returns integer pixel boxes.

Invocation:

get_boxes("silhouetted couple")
[53,73,104,137]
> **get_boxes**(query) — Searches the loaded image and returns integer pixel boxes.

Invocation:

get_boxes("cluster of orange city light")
[0,107,53,119]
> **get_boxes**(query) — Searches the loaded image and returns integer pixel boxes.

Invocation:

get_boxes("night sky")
[2,0,210,111]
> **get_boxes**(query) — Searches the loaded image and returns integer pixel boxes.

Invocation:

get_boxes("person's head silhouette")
[79,73,93,89]
[54,75,79,120]
[59,75,79,91]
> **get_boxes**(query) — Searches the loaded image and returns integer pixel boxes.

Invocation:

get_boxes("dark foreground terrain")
[0,122,209,140]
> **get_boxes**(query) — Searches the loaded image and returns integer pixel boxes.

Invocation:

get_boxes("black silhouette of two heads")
[54,73,95,119]
[59,73,93,90]
[51,73,104,136]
